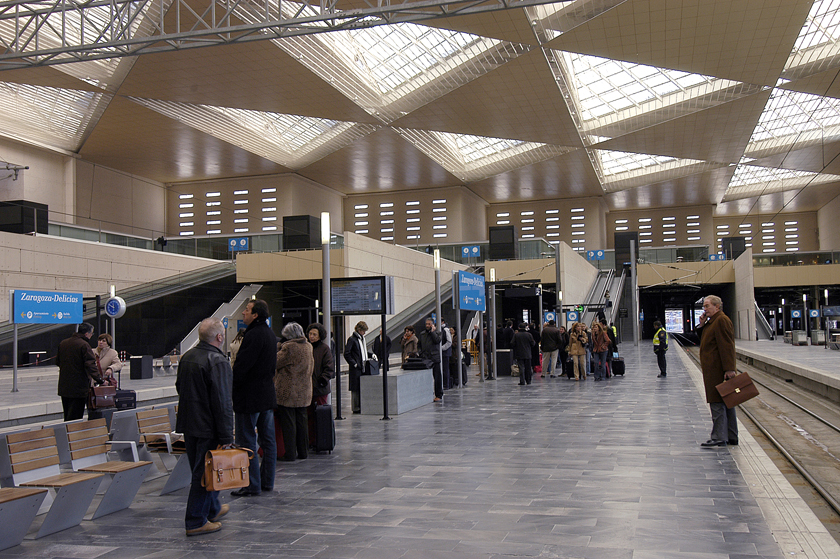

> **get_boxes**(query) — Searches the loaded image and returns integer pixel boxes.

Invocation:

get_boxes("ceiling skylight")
[233,1,530,122]
[130,98,378,168]
[547,51,762,145]
[590,149,721,192]
[723,164,840,201]
[783,0,840,81]
[395,129,572,182]
[0,83,111,151]
[745,88,840,158]
[527,1,627,43]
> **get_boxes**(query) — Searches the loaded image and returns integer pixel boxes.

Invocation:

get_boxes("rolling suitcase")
[114,389,136,410]
[313,404,335,453]
[563,358,575,379]
[611,357,625,376]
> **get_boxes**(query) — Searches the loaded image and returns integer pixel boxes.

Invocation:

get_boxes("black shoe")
[550,374,556,378]
[657,374,666,378]
[728,439,738,446]
[519,382,525,386]
[230,488,260,497]
[700,439,727,447]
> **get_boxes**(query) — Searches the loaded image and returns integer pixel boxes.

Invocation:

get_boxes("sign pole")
[453,270,461,388]
[381,310,390,420]
[12,324,19,393]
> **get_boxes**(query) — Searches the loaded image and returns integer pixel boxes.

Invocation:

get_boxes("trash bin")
[130,355,153,379]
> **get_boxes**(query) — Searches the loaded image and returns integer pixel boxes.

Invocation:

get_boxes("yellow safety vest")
[653,327,667,348]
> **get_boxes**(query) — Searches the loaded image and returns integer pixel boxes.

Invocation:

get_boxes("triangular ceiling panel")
[545,0,813,86]
[420,9,540,46]
[606,166,736,210]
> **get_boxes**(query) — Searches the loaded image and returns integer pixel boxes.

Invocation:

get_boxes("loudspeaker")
[0,200,48,235]
[722,236,747,259]
[488,225,518,260]
[283,215,321,250]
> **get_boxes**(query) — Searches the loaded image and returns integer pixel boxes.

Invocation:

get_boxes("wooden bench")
[0,487,48,550]
[5,429,103,538]
[64,419,153,519]
[136,408,191,495]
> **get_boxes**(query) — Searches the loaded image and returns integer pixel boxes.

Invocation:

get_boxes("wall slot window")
[433,216,446,221]
[380,202,394,208]
[262,188,277,193]
[354,204,368,209]
[355,212,368,218]
[206,210,221,216]
[433,199,446,204]
[407,209,420,214]
[262,197,277,203]
[234,209,248,214]
[179,222,194,227]
[233,190,248,195]
[234,228,249,233]
[179,203,194,208]
[497,220,510,225]
[406,218,420,223]
[206,192,221,197]
[179,212,194,218]
[406,201,420,206]
[262,207,276,212]
[206,201,221,207]
[180,231,194,236]
[207,229,221,234]
[380,211,394,216]
[179,194,194,199]
[234,200,248,205]
[263,225,277,231]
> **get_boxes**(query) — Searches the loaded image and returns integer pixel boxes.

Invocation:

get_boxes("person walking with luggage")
[57,322,103,421]
[512,322,535,385]
[653,319,668,378]
[275,322,313,461]
[175,318,234,536]
[568,322,588,381]
[590,322,611,382]
[344,321,368,413]
[400,325,419,363]
[93,333,121,386]
[418,317,443,401]
[231,299,277,496]
[557,325,571,378]
[697,295,738,447]
[540,320,562,378]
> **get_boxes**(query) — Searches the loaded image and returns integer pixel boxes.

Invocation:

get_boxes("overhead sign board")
[461,245,481,258]
[331,276,395,315]
[791,309,802,318]
[13,289,83,324]
[544,311,556,323]
[708,253,727,261]
[587,250,605,261]
[566,310,579,322]
[455,271,485,312]
[228,237,249,251]
[809,309,820,318]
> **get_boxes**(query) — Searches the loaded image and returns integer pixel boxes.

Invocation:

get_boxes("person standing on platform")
[653,320,668,378]
[275,322,313,461]
[418,317,443,401]
[540,319,562,378]
[503,320,515,349]
[231,299,277,496]
[697,295,738,447]
[373,330,392,376]
[93,333,121,386]
[400,325,419,363]
[344,321,368,414]
[439,318,453,389]
[568,322,588,381]
[590,322,611,381]
[512,322,535,385]
[57,322,102,421]
[176,318,234,536]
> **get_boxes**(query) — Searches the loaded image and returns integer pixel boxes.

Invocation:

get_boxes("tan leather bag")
[202,446,253,491]
[715,372,759,409]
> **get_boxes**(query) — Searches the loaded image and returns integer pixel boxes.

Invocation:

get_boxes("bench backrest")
[5,429,62,485]
[65,419,110,470]
[136,408,173,443]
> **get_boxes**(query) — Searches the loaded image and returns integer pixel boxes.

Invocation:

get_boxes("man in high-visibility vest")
[653,320,668,378]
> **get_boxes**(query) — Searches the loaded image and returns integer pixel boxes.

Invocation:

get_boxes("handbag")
[202,446,254,491]
[364,359,380,376]
[715,372,759,409]
[510,361,520,377]
[88,385,116,409]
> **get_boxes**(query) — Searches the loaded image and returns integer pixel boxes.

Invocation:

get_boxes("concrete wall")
[609,205,715,248]
[637,260,734,286]
[817,195,840,250]
[486,197,604,251]
[0,137,73,222]
[733,248,756,341]
[753,263,840,287]
[0,230,218,322]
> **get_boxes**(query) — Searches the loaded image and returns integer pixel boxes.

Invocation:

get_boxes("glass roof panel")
[589,149,719,192]
[723,163,840,201]
[784,0,840,79]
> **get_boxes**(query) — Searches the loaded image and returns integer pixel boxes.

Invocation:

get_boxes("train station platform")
[1,345,838,558]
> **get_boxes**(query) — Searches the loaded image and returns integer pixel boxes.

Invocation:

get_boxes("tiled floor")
[2,344,836,558]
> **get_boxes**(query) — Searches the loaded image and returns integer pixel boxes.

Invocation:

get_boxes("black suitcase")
[114,389,136,410]
[611,357,625,376]
[402,357,427,370]
[313,404,335,453]
[564,358,575,379]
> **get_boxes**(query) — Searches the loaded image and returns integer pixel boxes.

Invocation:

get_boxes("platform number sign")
[544,311,556,323]
[809,309,820,318]
[566,310,579,322]
[791,310,802,318]
[228,237,249,251]
[587,250,605,261]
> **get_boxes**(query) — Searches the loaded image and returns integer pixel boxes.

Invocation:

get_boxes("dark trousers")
[62,396,87,421]
[235,410,276,493]
[277,405,308,460]
[710,402,738,442]
[517,359,532,384]
[594,351,608,380]
[431,362,443,398]
[442,356,451,389]
[656,350,667,375]
[184,435,222,530]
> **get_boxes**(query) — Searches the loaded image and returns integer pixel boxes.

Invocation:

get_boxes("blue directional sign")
[791,309,802,318]
[566,310,579,322]
[228,237,249,251]
[587,250,605,261]
[544,311,556,323]
[456,271,485,312]
[708,253,727,261]
[809,309,820,318]
[13,289,83,324]
[461,245,481,258]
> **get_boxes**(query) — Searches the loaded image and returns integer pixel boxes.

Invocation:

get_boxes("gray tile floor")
[2,345,788,558]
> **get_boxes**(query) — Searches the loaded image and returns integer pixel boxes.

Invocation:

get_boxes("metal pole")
[435,268,442,371]
[478,310,485,382]
[537,284,543,326]
[454,270,462,388]
[555,244,562,328]
[489,283,497,379]
[321,213,340,419]
[12,324,19,393]
[631,240,639,346]
[381,311,390,420]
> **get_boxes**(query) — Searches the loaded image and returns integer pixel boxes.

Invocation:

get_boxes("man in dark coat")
[231,299,277,496]
[512,322,536,385]
[343,321,368,413]
[176,318,234,536]
[539,320,562,378]
[57,322,102,421]
[697,295,738,447]
[418,317,443,401]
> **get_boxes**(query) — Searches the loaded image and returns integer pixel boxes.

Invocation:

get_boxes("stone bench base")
[360,369,434,416]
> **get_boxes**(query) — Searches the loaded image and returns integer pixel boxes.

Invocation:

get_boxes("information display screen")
[665,308,684,333]
[694,309,705,328]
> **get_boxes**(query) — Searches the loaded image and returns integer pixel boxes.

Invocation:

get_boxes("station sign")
[809,309,820,318]
[456,271,485,312]
[12,289,83,324]
[566,310,579,322]
[544,311,556,323]
[791,310,802,318]
[587,250,605,261]
[228,237,249,251]
[708,253,727,261]
[461,245,481,258]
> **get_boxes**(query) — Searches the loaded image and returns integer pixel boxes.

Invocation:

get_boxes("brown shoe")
[186,521,221,536]
[209,504,229,522]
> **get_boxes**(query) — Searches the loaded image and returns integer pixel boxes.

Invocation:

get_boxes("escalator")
[755,301,775,340]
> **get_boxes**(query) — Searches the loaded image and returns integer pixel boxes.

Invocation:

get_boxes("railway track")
[681,344,840,542]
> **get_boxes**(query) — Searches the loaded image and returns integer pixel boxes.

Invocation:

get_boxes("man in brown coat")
[697,295,738,447]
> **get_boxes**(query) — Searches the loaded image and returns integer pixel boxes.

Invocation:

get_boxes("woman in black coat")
[343,321,368,414]
[307,323,335,406]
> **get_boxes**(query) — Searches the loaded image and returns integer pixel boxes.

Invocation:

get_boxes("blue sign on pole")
[228,237,249,251]
[544,311,556,323]
[709,253,727,261]
[566,311,579,322]
[791,310,801,318]
[461,245,480,258]
[809,309,820,318]
[587,250,605,261]
[456,271,485,312]
[13,290,83,324]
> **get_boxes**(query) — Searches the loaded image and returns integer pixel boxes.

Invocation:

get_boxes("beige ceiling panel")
[467,148,601,203]
[116,42,376,123]
[296,128,461,194]
[605,166,736,211]
[780,68,840,100]
[0,66,106,93]
[594,89,771,163]
[420,9,539,46]
[545,0,812,86]
[714,181,840,215]
[391,49,582,147]
[747,139,840,176]
[79,97,289,183]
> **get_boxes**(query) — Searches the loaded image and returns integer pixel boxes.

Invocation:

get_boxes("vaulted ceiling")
[3,0,840,216]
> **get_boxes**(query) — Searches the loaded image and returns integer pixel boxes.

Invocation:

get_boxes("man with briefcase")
[696,295,738,448]
[176,318,235,536]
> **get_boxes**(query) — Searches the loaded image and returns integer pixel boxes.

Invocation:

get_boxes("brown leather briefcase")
[202,446,253,491]
[715,372,759,409]
[88,385,117,409]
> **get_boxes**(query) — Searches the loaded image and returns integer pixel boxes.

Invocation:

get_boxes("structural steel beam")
[0,0,567,70]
